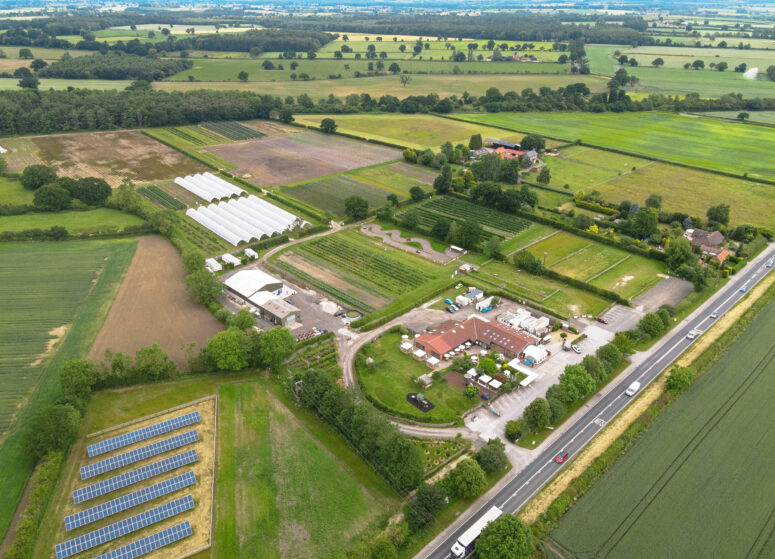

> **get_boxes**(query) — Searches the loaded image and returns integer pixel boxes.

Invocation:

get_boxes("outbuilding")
[524,345,548,364]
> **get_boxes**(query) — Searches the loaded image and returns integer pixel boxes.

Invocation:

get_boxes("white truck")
[450,506,502,558]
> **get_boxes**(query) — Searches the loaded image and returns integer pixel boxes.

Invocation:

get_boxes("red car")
[555,451,569,464]
[597,316,608,324]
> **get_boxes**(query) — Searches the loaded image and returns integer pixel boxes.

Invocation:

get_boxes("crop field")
[284,175,399,218]
[420,196,533,235]
[0,240,136,537]
[621,45,775,70]
[33,130,208,187]
[137,184,187,209]
[206,131,399,186]
[216,381,399,558]
[89,237,223,368]
[0,208,145,234]
[357,331,477,423]
[346,161,436,196]
[456,112,775,179]
[168,211,232,255]
[154,73,610,100]
[170,58,567,82]
[0,47,93,59]
[294,113,525,150]
[628,65,775,98]
[0,137,42,172]
[598,162,775,229]
[0,175,33,205]
[549,297,775,559]
[200,120,265,141]
[145,125,230,148]
[285,338,341,379]
[477,260,609,316]
[272,229,448,313]
[526,231,666,299]
[543,146,653,190]
[316,37,563,59]
[700,110,775,124]
[0,78,131,90]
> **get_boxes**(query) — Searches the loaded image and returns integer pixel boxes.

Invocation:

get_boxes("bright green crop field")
[0,239,137,539]
[549,295,775,558]
[347,161,437,196]
[0,175,33,205]
[284,175,399,218]
[0,208,145,234]
[700,110,775,124]
[456,111,775,179]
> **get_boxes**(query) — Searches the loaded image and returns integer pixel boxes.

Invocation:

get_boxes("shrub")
[506,418,526,442]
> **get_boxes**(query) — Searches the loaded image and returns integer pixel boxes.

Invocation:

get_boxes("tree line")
[38,52,192,81]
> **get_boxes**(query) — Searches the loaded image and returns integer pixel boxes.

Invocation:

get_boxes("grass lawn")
[475,261,610,316]
[155,74,609,103]
[284,175,399,218]
[357,332,476,423]
[598,161,775,229]
[0,208,145,234]
[0,175,33,205]
[456,111,775,180]
[0,239,137,540]
[545,145,654,191]
[347,161,436,196]
[501,222,557,254]
[551,297,775,558]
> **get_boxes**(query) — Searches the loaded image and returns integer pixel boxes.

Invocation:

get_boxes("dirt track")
[89,236,222,368]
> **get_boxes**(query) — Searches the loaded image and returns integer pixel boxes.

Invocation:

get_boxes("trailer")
[450,506,503,558]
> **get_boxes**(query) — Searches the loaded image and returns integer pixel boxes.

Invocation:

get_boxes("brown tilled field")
[242,119,300,136]
[205,131,399,186]
[33,130,207,187]
[89,236,222,368]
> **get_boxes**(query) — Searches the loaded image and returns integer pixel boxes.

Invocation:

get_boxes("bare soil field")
[241,120,300,137]
[33,130,207,187]
[205,131,399,186]
[89,236,222,368]
[0,137,41,172]
[0,59,43,71]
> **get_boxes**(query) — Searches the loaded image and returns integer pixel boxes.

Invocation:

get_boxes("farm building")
[251,293,301,326]
[225,269,284,300]
[221,253,242,267]
[485,138,520,150]
[414,316,539,360]
[224,270,300,326]
[494,147,527,160]
[244,248,258,260]
[205,258,222,273]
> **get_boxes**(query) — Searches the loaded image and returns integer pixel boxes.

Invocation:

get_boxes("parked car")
[334,310,345,317]
[555,451,569,464]
[571,344,582,354]
[446,305,456,314]
[625,381,641,396]
[597,316,608,324]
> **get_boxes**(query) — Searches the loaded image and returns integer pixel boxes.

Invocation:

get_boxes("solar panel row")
[65,471,196,531]
[80,431,199,480]
[55,496,194,559]
[87,411,201,457]
[93,521,193,559]
[73,450,198,504]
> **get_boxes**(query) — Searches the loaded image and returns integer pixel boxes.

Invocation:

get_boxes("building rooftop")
[416,316,538,356]
[224,269,282,299]
[260,297,299,318]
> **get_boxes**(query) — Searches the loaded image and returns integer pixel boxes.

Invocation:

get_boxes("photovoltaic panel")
[87,411,201,457]
[73,450,197,504]
[55,495,194,559]
[65,471,196,531]
[80,431,199,480]
[92,521,193,559]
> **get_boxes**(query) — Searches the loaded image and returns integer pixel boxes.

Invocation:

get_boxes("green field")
[456,111,775,179]
[416,196,533,237]
[144,124,231,148]
[550,296,775,558]
[622,45,775,70]
[0,208,145,234]
[526,231,666,299]
[542,149,649,191]
[476,260,610,316]
[0,239,137,539]
[346,162,436,196]
[0,175,33,205]
[284,174,399,217]
[170,58,567,82]
[628,66,775,98]
[598,162,775,228]
[0,78,131,90]
[700,110,775,124]
[0,47,93,59]
[357,331,476,423]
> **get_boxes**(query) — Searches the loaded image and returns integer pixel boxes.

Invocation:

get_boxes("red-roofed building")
[494,146,526,159]
[414,316,539,360]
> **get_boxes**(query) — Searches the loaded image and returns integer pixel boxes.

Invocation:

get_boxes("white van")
[625,381,641,397]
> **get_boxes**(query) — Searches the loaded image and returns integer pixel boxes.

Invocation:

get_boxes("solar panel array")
[74,450,198,504]
[87,412,201,457]
[55,496,194,559]
[92,521,193,559]
[65,471,196,531]
[80,431,199,480]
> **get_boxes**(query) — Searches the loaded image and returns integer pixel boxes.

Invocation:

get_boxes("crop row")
[172,214,230,253]
[163,126,206,146]
[303,236,433,294]
[410,208,501,241]
[274,259,376,313]
[137,185,186,210]
[423,197,532,234]
[201,120,265,141]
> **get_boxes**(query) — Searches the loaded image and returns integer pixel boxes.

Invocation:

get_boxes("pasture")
[206,131,398,186]
[456,111,775,179]
[542,148,650,191]
[294,113,525,150]
[0,78,131,90]
[0,208,144,234]
[599,162,775,229]
[549,297,775,559]
[284,175,399,218]
[89,236,223,368]
[526,231,666,299]
[621,45,775,70]
[347,161,437,196]
[700,110,775,124]
[0,175,33,205]
[627,65,775,99]
[356,331,476,423]
[33,130,208,187]
[0,240,136,537]
[153,73,610,100]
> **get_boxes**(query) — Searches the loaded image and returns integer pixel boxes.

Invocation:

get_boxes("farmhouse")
[414,316,539,360]
[684,228,724,248]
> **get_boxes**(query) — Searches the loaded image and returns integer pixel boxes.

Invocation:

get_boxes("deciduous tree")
[476,514,535,559]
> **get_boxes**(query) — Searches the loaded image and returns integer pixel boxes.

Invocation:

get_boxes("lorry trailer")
[450,506,503,558]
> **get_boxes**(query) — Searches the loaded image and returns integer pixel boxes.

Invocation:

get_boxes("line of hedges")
[541,267,630,306]
[575,199,619,216]
[532,279,775,542]
[521,180,574,198]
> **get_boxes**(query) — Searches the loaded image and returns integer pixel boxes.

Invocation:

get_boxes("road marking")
[594,418,606,427]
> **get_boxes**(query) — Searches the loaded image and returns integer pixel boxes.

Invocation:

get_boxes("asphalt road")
[423,247,775,559]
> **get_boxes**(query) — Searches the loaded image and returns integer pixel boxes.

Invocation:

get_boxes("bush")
[667,366,694,392]
[406,483,448,531]
[24,404,81,460]
[506,418,526,442]
[524,397,552,431]
[476,438,509,474]
[447,458,487,498]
